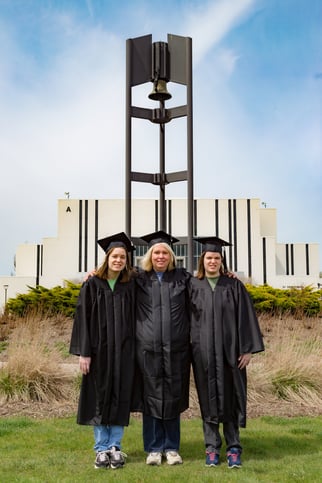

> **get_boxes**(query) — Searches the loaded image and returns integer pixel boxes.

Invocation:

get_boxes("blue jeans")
[143,414,180,453]
[93,425,124,453]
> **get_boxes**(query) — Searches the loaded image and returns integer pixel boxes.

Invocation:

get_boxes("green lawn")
[1,415,321,482]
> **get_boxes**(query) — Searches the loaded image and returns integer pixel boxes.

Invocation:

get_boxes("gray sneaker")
[94,450,109,469]
[107,446,127,469]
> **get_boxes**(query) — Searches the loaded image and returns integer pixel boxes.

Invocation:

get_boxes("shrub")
[5,281,81,318]
[246,284,322,317]
[4,282,321,320]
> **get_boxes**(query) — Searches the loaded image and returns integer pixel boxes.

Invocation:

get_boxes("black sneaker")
[108,446,127,469]
[94,450,109,469]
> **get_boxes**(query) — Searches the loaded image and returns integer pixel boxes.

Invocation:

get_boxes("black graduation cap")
[140,230,180,248]
[97,232,135,253]
[194,236,232,254]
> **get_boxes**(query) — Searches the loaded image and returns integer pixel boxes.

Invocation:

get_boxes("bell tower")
[125,34,194,272]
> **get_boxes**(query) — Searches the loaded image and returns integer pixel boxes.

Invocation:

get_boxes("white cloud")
[184,0,255,64]
[217,48,241,76]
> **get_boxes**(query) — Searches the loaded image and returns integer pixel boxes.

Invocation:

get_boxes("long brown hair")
[196,252,225,279]
[96,247,134,282]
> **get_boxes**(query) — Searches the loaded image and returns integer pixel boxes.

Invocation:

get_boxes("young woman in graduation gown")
[69,232,135,470]
[189,237,264,469]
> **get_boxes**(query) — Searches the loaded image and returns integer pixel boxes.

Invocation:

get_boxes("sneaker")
[227,448,242,469]
[205,451,220,467]
[146,452,162,466]
[94,450,109,469]
[165,451,183,465]
[107,446,127,469]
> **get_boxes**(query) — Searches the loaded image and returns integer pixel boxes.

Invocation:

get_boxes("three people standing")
[70,230,264,470]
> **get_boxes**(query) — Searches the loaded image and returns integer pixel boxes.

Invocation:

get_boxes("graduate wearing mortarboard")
[132,230,191,466]
[189,237,265,469]
[70,232,135,470]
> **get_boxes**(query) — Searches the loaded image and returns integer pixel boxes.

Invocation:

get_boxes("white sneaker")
[165,451,183,465]
[146,452,162,465]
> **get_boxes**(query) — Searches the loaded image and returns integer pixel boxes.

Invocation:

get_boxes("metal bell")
[148,79,172,101]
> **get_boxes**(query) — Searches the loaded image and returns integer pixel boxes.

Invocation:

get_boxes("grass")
[246,316,322,414]
[0,316,75,402]
[0,340,8,353]
[1,314,322,415]
[0,313,322,416]
[0,415,321,482]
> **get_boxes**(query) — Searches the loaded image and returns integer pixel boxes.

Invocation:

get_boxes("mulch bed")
[1,386,321,420]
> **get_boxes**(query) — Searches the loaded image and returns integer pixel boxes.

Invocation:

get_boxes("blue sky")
[0,0,321,275]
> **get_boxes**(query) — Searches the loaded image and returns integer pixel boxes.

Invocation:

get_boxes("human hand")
[79,356,91,374]
[84,269,96,281]
[238,353,251,369]
[226,271,237,278]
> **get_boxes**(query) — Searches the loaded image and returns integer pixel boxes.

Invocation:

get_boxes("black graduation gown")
[69,275,135,426]
[190,275,264,427]
[133,268,191,420]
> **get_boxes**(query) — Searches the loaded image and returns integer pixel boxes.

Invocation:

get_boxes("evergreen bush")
[245,284,321,317]
[3,282,322,318]
[5,281,81,318]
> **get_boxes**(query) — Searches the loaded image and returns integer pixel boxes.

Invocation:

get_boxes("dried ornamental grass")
[0,316,75,402]
[248,317,322,413]
[1,312,322,418]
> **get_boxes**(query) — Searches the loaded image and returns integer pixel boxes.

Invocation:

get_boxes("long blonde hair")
[140,243,176,272]
[96,247,133,282]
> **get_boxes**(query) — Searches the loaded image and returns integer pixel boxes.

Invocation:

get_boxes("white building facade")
[1,197,320,309]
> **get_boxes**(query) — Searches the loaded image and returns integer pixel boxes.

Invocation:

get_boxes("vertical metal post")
[159,100,166,231]
[125,39,132,237]
[186,37,194,274]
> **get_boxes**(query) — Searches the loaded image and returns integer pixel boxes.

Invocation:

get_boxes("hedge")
[4,282,322,318]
